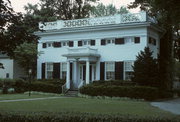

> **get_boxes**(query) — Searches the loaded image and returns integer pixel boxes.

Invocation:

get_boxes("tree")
[128,0,180,90]
[24,0,97,21]
[132,47,159,87]
[0,0,38,57]
[13,42,39,78]
[91,3,129,17]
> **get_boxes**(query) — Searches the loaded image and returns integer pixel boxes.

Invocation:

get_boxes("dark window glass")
[6,73,9,78]
[78,41,82,46]
[134,37,140,44]
[115,38,124,44]
[53,42,61,47]
[90,40,95,46]
[42,43,47,48]
[101,39,106,45]
[69,41,74,47]
[153,39,156,45]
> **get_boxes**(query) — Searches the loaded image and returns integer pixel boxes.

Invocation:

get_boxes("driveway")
[151,98,180,115]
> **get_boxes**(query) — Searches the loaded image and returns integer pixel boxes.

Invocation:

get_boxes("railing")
[61,83,68,94]
[68,47,98,55]
[39,12,154,31]
[78,80,84,89]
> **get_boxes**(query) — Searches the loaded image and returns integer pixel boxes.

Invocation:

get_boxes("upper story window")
[101,39,115,45]
[62,41,69,47]
[53,42,61,47]
[134,37,140,44]
[149,37,156,46]
[78,40,95,47]
[115,38,125,45]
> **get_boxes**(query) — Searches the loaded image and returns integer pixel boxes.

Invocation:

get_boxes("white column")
[96,59,100,80]
[86,60,90,84]
[66,61,70,89]
[92,65,94,82]
[73,61,77,87]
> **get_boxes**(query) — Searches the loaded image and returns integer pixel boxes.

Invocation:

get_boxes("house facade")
[36,12,162,90]
[0,54,26,79]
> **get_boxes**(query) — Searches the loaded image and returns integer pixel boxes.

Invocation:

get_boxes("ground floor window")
[46,63,53,79]
[124,61,134,80]
[61,62,67,79]
[105,62,115,80]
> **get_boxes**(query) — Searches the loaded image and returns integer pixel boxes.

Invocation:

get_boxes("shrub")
[0,111,179,122]
[92,80,137,86]
[80,84,173,101]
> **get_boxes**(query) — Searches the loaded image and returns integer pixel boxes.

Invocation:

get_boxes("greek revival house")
[36,12,162,90]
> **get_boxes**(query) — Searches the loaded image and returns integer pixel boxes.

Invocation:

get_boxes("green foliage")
[132,47,160,87]
[0,0,38,57]
[128,0,180,90]
[91,3,129,17]
[80,84,172,101]
[92,80,136,86]
[13,42,39,77]
[0,79,65,94]
[24,0,97,21]
[0,111,179,122]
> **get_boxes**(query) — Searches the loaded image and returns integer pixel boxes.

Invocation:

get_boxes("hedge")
[79,84,173,101]
[0,111,179,122]
[92,80,136,86]
[0,79,65,94]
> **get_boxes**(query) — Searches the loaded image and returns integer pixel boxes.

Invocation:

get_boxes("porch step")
[65,90,78,97]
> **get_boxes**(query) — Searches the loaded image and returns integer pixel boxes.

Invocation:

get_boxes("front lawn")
[0,94,175,117]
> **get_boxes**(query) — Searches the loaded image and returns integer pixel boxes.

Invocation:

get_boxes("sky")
[10,0,140,13]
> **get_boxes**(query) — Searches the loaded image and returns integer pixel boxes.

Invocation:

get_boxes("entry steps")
[65,90,78,97]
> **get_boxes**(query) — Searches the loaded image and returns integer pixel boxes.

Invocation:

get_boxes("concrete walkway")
[151,98,180,115]
[0,96,68,103]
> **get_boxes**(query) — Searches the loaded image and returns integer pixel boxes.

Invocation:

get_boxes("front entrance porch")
[63,47,100,90]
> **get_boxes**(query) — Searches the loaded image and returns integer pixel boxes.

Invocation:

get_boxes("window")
[101,39,115,45]
[105,62,115,80]
[42,43,47,48]
[69,41,74,47]
[149,37,156,46]
[115,38,124,44]
[125,37,133,44]
[62,41,69,46]
[53,42,61,47]
[6,73,9,78]
[78,41,83,46]
[90,40,95,46]
[46,63,53,79]
[134,37,140,44]
[61,63,67,79]
[124,61,134,80]
[47,43,53,47]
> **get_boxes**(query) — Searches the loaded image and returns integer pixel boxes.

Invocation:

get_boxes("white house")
[0,53,26,79]
[36,12,162,90]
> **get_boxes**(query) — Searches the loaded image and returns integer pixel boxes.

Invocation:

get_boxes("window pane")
[125,61,134,71]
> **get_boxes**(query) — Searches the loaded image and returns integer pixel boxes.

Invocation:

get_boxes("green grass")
[0,94,175,117]
[0,94,58,100]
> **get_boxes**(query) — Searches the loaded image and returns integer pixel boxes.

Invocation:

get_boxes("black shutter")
[53,42,61,47]
[119,62,124,80]
[149,37,152,44]
[100,62,105,80]
[90,65,92,81]
[78,41,82,46]
[101,39,106,45]
[42,43,47,48]
[90,40,95,46]
[115,38,124,44]
[153,39,156,45]
[53,63,60,79]
[115,62,122,80]
[69,41,74,47]
[70,63,73,80]
[42,63,45,79]
[134,37,140,44]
